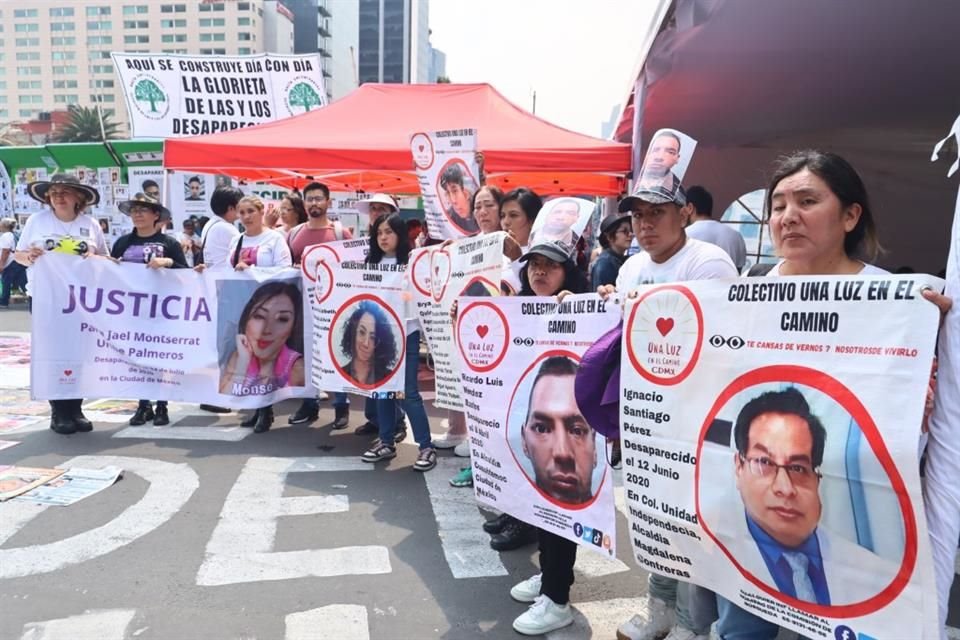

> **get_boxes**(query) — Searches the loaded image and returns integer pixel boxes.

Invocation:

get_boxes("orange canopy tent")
[163,83,631,196]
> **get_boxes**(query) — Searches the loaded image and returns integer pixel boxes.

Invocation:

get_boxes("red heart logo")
[476,325,489,339]
[655,318,674,337]
[63,369,73,376]
[418,144,425,152]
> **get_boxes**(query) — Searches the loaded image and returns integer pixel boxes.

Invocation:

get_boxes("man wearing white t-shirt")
[684,185,747,272]
[600,183,737,640]
[198,186,242,268]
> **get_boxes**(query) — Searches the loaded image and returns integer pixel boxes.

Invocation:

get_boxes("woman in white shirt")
[223,195,294,433]
[14,173,107,435]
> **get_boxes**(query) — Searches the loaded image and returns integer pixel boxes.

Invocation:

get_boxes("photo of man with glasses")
[722,387,899,606]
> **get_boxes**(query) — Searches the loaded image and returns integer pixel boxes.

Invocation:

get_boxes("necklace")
[52,211,80,237]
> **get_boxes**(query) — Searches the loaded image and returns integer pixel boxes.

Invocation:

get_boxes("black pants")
[49,399,83,414]
[538,528,577,605]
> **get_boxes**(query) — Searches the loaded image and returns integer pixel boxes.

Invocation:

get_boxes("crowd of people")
[7,148,957,639]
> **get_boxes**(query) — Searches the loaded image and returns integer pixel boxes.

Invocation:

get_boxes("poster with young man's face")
[411,128,481,240]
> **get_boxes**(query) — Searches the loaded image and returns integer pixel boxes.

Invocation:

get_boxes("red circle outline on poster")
[411,132,434,171]
[625,284,704,386]
[505,349,609,511]
[301,244,341,282]
[327,293,406,391]
[430,249,451,303]
[456,300,510,372]
[434,157,480,236]
[313,259,335,305]
[694,365,917,619]
[411,249,432,297]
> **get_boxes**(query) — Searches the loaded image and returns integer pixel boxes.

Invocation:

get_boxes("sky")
[428,0,661,138]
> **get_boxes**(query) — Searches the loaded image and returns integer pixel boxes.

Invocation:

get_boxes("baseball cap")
[618,184,687,213]
[519,241,572,265]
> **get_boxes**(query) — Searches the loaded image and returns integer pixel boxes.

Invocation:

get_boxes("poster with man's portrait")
[635,128,698,203]
[456,293,621,554]
[619,275,942,638]
[527,196,596,256]
[411,128,481,240]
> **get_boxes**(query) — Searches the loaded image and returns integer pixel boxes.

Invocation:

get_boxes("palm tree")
[55,105,121,142]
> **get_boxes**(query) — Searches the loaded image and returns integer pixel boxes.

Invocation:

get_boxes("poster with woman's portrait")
[216,274,309,403]
[456,294,621,554]
[309,259,408,396]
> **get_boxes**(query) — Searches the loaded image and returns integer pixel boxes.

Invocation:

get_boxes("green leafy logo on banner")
[287,82,322,113]
[130,74,170,121]
[134,78,166,113]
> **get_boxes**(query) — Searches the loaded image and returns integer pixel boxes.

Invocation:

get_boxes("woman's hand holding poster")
[308,257,407,396]
[456,294,620,554]
[411,128,481,239]
[30,253,312,408]
[620,275,941,639]
[410,232,505,410]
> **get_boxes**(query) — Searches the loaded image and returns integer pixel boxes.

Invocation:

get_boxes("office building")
[357,0,430,84]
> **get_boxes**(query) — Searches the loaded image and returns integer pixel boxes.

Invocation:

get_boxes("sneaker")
[433,435,466,450]
[616,597,675,640]
[353,421,378,436]
[317,391,329,401]
[394,416,408,443]
[449,466,473,487]
[333,404,350,430]
[510,573,542,603]
[361,442,396,462]
[512,595,573,636]
[453,440,470,457]
[489,519,537,551]
[288,402,319,425]
[413,447,437,472]
[662,626,708,640]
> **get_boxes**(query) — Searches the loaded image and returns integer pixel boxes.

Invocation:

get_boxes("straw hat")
[118,193,171,221]
[27,173,101,207]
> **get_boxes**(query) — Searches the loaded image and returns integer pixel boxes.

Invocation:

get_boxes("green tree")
[55,105,121,143]
[134,79,166,113]
[288,82,321,112]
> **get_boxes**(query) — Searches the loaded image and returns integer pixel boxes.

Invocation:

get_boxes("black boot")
[289,399,320,425]
[129,401,154,426]
[70,399,93,432]
[254,406,274,433]
[332,404,349,430]
[49,400,76,435]
[489,518,538,551]
[241,409,261,428]
[482,512,514,535]
[153,401,170,426]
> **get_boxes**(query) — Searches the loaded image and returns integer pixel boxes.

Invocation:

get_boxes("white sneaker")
[433,435,466,449]
[509,573,542,603]
[663,626,708,640]
[317,391,329,400]
[616,597,675,640]
[512,594,574,636]
[454,440,471,457]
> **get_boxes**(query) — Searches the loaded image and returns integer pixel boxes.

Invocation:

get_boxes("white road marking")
[0,456,198,579]
[574,546,631,577]
[546,597,644,640]
[284,605,370,640]
[114,426,252,441]
[19,609,136,640]
[196,456,391,586]
[0,501,50,546]
[422,456,508,579]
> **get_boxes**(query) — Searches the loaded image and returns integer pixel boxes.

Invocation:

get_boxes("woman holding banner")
[110,194,188,427]
[278,194,308,236]
[14,173,108,435]
[358,213,438,471]
[713,151,951,639]
[506,240,590,636]
[220,195,297,433]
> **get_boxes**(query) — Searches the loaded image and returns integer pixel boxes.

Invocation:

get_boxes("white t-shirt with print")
[767,260,888,276]
[16,210,108,295]
[615,237,738,292]
[227,228,291,268]
[200,216,240,268]
[0,231,15,269]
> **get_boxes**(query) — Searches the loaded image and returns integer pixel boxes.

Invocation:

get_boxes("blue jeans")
[0,262,27,306]
[648,574,710,634]
[367,332,433,450]
[301,392,348,414]
[716,596,779,640]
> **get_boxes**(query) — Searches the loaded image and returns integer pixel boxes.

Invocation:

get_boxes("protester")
[501,188,542,251]
[473,186,505,235]
[286,181,353,428]
[277,193,308,236]
[195,185,243,414]
[356,213,437,471]
[598,181,737,640]
[110,194,188,427]
[14,173,108,434]
[0,218,27,308]
[356,193,399,232]
[506,241,590,635]
[684,185,747,271]
[590,211,633,288]
[714,150,951,639]
[179,218,201,268]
